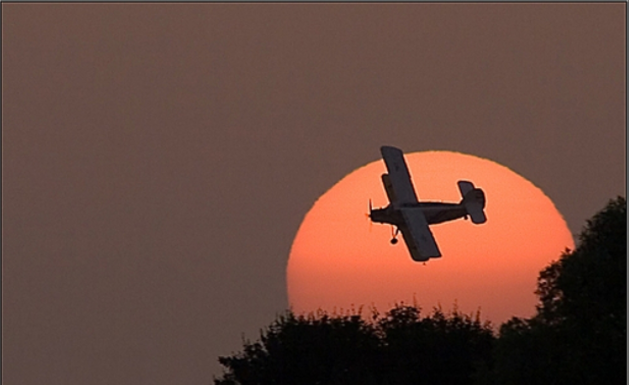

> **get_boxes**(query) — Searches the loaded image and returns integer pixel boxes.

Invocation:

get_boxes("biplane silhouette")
[369,146,487,262]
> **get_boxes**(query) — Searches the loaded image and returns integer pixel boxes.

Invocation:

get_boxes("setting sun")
[287,151,575,325]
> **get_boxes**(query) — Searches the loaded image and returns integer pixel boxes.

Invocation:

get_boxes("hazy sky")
[3,3,625,384]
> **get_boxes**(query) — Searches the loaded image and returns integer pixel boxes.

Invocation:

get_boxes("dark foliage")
[493,197,626,385]
[215,306,495,385]
[215,311,382,385]
[215,197,626,385]
[378,305,494,385]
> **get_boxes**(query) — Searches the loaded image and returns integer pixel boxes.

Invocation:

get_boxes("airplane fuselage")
[370,201,468,227]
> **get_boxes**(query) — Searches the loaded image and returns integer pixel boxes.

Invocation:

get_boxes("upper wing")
[399,207,441,261]
[380,146,418,204]
[381,174,397,203]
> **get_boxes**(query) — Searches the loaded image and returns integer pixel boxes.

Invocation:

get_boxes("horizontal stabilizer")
[459,180,487,224]
[467,204,486,224]
[457,181,475,197]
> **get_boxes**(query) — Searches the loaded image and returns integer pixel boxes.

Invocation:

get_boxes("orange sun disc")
[287,151,574,326]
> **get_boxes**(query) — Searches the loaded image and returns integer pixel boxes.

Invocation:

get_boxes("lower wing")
[399,208,442,262]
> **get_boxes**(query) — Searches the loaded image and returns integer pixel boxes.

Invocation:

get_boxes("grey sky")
[3,3,625,384]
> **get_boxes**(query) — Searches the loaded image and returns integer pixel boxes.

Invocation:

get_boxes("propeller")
[366,199,373,232]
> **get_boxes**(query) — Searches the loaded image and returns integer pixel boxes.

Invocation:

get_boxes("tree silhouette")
[214,305,495,385]
[214,197,626,385]
[214,311,382,385]
[493,197,626,385]
[378,305,494,385]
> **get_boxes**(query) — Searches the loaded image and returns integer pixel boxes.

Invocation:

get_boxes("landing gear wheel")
[390,226,400,245]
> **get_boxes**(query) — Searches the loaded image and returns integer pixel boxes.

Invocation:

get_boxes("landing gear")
[390,226,400,245]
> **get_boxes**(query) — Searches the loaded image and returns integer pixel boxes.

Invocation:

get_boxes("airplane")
[368,146,487,262]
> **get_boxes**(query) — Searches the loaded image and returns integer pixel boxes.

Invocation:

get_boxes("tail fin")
[457,181,487,224]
